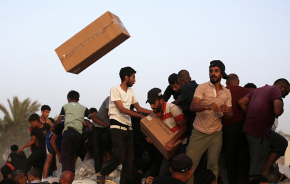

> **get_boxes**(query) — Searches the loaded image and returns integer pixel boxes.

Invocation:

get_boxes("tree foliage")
[0,96,40,166]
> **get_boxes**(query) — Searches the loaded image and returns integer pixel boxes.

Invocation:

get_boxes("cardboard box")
[140,113,182,160]
[55,11,130,74]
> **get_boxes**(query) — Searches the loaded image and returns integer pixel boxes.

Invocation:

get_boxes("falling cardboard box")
[140,113,182,160]
[55,11,130,74]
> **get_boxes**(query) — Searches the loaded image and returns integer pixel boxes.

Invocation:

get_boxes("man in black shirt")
[3,145,26,171]
[18,114,50,175]
[177,70,198,138]
[163,73,182,104]
[152,154,193,184]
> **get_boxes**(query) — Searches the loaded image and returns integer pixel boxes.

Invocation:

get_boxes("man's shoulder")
[227,85,249,95]
[64,102,86,109]
[182,80,198,90]
[111,85,120,91]
[43,123,51,129]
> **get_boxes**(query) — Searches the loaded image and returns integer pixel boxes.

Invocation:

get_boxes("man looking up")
[223,73,250,184]
[239,78,290,183]
[97,66,153,184]
[186,60,233,184]
[177,70,198,138]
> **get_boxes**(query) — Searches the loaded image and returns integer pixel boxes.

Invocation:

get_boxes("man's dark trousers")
[24,147,46,175]
[223,123,250,184]
[100,127,134,184]
[91,127,111,173]
[61,128,82,173]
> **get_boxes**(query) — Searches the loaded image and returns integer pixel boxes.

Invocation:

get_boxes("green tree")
[0,96,41,166]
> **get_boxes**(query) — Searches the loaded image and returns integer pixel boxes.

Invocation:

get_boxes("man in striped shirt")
[146,88,187,176]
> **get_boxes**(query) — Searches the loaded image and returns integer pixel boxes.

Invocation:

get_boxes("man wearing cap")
[146,88,187,176]
[186,60,233,184]
[150,154,193,184]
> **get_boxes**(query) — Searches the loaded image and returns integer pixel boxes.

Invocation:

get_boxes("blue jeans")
[159,144,187,176]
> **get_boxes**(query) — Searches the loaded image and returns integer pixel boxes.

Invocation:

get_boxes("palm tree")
[0,96,41,166]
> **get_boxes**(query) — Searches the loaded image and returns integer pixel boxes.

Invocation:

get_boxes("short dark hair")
[27,168,42,179]
[89,108,98,113]
[196,169,216,184]
[0,179,17,184]
[274,78,290,87]
[28,114,40,122]
[48,117,55,124]
[41,105,51,111]
[119,67,136,82]
[244,83,257,89]
[226,73,239,84]
[249,176,268,184]
[10,145,18,152]
[178,70,190,82]
[1,165,13,179]
[67,90,79,100]
[10,170,24,183]
[168,73,179,85]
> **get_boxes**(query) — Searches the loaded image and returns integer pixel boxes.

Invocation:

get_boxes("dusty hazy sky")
[1,1,290,133]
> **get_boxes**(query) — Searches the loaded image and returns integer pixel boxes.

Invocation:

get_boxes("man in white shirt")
[97,66,153,184]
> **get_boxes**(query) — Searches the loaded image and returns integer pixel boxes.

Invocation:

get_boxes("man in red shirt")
[222,73,250,184]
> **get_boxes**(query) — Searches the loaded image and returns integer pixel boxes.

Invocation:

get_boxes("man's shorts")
[45,142,61,155]
[245,133,270,177]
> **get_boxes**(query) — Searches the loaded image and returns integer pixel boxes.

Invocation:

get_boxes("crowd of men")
[1,60,290,184]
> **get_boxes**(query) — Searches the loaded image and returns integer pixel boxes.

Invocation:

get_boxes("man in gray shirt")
[91,96,112,173]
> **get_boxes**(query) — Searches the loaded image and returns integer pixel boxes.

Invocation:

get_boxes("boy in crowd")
[4,145,26,171]
[146,88,187,176]
[97,67,153,184]
[53,90,107,173]
[1,165,14,179]
[39,105,52,126]
[18,114,50,175]
[89,108,98,117]
[186,60,233,184]
[42,118,64,178]
[28,105,52,172]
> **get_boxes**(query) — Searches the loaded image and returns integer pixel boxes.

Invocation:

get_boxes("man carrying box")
[146,88,187,176]
[97,66,153,184]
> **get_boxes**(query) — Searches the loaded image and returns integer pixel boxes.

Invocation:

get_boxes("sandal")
[262,172,278,183]
[97,173,105,184]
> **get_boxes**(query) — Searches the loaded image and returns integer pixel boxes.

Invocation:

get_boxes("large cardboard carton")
[55,11,130,74]
[140,113,182,160]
